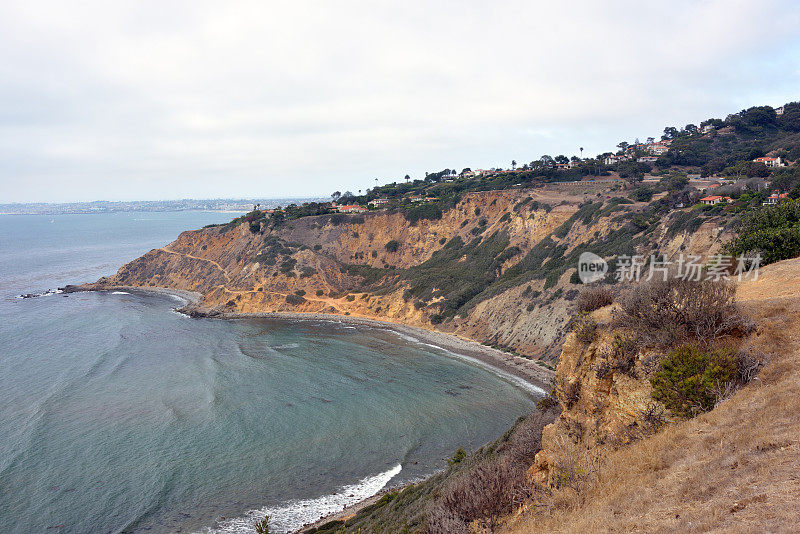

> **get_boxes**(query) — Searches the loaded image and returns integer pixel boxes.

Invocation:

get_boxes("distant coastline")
[0,198,324,216]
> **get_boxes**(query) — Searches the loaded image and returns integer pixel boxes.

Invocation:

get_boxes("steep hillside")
[504,258,800,533]
[76,183,733,361]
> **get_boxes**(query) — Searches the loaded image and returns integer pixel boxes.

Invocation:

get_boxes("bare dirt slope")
[506,258,800,533]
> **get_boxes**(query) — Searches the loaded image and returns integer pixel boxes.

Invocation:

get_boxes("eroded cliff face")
[86,187,733,359]
[529,306,665,488]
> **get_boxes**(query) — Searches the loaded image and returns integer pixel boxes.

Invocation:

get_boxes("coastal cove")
[0,212,547,534]
[63,285,553,396]
[60,287,550,532]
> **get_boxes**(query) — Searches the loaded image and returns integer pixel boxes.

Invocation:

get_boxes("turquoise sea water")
[0,212,537,533]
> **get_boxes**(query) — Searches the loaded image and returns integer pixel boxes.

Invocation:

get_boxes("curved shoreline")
[64,285,554,393]
[64,284,553,532]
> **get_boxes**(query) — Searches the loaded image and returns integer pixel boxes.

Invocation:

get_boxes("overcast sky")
[1,1,799,203]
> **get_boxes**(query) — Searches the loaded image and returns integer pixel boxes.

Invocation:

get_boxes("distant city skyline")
[1,1,799,203]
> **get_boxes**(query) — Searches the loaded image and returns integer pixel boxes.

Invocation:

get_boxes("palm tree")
[580,147,584,159]
[405,174,410,183]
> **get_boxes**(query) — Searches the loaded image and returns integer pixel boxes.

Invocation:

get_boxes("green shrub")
[404,202,443,224]
[316,289,324,296]
[650,345,738,418]
[448,447,467,465]
[279,258,297,274]
[725,198,800,264]
[294,289,306,296]
[254,514,270,534]
[385,240,400,252]
[285,294,306,305]
[345,294,356,301]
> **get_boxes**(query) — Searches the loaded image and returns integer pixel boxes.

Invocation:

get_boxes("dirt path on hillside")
[159,247,232,283]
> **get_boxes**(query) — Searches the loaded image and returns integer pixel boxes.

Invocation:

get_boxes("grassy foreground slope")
[506,258,800,533]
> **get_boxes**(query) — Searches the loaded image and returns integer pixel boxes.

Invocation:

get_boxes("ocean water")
[0,212,537,533]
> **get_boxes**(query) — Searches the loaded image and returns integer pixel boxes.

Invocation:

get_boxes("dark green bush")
[725,198,800,264]
[404,203,443,224]
[385,240,400,252]
[447,447,467,465]
[285,294,306,305]
[650,344,738,418]
[279,258,297,274]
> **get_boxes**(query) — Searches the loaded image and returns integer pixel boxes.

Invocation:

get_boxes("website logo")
[578,252,608,284]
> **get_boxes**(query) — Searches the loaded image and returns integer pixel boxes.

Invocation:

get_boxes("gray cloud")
[1,0,799,202]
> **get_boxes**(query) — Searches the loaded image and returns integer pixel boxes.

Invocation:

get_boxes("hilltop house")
[776,106,785,116]
[637,156,658,163]
[648,142,670,155]
[604,155,629,165]
[753,156,786,168]
[336,204,367,213]
[763,192,789,206]
[699,195,731,206]
[368,198,389,207]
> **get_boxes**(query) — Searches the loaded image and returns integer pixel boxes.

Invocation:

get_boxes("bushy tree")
[726,199,800,264]
[650,345,738,417]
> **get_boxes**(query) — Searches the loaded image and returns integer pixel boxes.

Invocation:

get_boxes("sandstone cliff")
[84,185,732,360]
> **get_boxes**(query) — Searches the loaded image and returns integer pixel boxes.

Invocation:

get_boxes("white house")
[649,143,670,155]
[753,156,786,168]
[700,195,726,205]
[337,204,367,213]
[763,192,788,206]
[604,155,629,165]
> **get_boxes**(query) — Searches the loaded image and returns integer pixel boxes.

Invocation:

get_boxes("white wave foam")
[15,288,62,299]
[198,464,401,534]
[111,291,130,295]
[271,343,300,350]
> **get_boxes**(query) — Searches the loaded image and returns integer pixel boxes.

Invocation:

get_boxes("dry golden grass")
[506,258,800,533]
